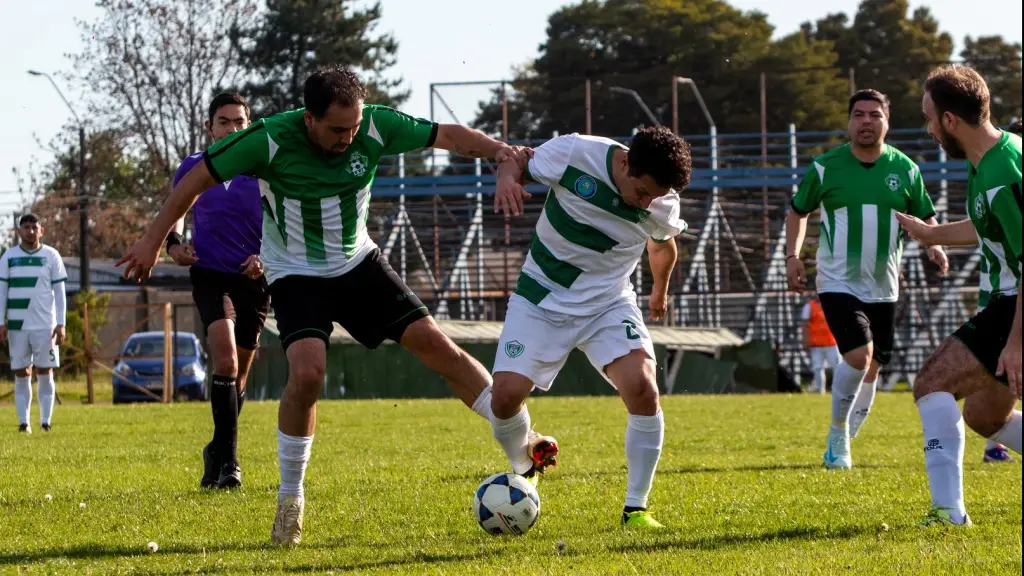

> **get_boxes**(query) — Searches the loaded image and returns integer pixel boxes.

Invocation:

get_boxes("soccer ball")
[473,472,540,535]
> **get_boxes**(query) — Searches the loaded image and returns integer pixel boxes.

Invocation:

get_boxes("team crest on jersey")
[973,194,986,219]
[885,173,901,191]
[574,175,597,199]
[348,152,368,177]
[504,340,525,358]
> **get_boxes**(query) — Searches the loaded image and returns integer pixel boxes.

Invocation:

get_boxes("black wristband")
[786,254,798,261]
[166,231,183,252]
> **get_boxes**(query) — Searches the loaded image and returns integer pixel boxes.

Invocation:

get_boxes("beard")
[935,125,967,160]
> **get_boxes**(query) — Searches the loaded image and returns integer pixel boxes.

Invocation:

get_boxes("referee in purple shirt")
[166,93,269,489]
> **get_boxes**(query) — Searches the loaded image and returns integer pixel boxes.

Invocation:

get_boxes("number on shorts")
[622,320,640,341]
[49,349,56,363]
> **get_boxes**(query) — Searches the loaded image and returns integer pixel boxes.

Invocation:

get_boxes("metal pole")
[399,153,407,282]
[609,86,660,126]
[83,300,94,405]
[790,123,798,197]
[760,72,769,269]
[79,125,89,292]
[502,82,511,297]
[848,68,856,96]
[585,78,592,135]
[671,76,679,134]
[27,71,89,292]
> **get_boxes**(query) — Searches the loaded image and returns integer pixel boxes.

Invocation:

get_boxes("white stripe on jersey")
[282,197,307,262]
[981,237,1018,295]
[860,205,879,280]
[519,134,686,315]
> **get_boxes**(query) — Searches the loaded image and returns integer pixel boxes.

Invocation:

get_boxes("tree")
[802,0,954,128]
[234,0,407,118]
[960,36,1023,125]
[71,0,258,174]
[471,0,849,141]
[16,126,168,259]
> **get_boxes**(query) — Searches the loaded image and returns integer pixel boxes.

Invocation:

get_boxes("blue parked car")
[112,331,208,404]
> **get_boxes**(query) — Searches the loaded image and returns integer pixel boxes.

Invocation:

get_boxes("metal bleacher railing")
[363,125,994,386]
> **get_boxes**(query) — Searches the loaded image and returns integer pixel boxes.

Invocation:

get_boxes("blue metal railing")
[369,126,974,199]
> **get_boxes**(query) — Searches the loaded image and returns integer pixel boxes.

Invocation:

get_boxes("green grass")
[0,394,1020,575]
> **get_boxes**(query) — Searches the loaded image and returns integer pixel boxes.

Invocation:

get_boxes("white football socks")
[917,392,968,524]
[849,378,876,439]
[278,429,314,498]
[831,362,867,430]
[37,372,56,426]
[472,386,494,421]
[988,410,1022,455]
[491,406,533,475]
[625,411,664,509]
[14,375,31,426]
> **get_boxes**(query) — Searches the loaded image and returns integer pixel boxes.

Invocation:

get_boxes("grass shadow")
[611,524,872,553]
[135,550,492,575]
[0,537,349,565]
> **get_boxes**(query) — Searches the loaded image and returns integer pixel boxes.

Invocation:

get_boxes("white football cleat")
[271,494,304,546]
[822,426,852,469]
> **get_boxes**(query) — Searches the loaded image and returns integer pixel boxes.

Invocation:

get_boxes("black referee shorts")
[190,266,270,350]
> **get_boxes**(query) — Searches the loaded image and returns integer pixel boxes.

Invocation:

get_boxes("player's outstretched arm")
[647,237,677,322]
[895,214,977,247]
[117,162,216,282]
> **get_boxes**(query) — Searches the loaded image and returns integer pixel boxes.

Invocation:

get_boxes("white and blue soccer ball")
[473,472,540,536]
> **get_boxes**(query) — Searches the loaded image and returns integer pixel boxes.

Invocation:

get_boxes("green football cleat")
[920,506,972,527]
[622,510,665,530]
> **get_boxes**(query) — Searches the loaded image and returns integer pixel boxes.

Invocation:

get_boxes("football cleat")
[527,429,559,474]
[622,510,665,530]
[983,444,1013,463]
[271,494,305,546]
[41,423,51,432]
[200,443,220,489]
[920,506,972,527]
[18,423,31,434]
[823,426,852,469]
[218,461,242,489]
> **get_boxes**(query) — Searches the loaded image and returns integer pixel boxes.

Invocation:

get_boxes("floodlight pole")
[28,70,89,292]
[609,86,660,126]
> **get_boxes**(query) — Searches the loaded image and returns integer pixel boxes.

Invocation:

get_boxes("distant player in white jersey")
[490,126,691,530]
[0,214,68,434]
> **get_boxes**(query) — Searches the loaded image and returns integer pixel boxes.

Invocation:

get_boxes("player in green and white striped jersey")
[490,126,691,530]
[786,89,949,470]
[118,65,537,546]
[0,215,67,434]
[895,65,1021,527]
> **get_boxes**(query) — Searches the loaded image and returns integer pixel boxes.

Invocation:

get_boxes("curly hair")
[303,65,369,118]
[626,126,692,190]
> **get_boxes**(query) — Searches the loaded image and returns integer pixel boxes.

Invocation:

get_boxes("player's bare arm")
[117,161,217,282]
[646,237,677,322]
[494,157,534,217]
[166,216,198,266]
[785,209,809,290]
[895,214,977,247]
[432,124,513,159]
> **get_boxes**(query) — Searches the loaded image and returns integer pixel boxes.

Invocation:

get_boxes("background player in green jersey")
[118,65,536,545]
[896,64,1021,526]
[786,89,948,470]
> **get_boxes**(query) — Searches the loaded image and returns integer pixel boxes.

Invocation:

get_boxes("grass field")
[0,393,1020,575]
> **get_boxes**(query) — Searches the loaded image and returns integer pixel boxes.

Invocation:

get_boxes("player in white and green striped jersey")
[0,214,67,434]
[490,126,691,530]
[786,89,949,470]
[895,65,1022,527]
